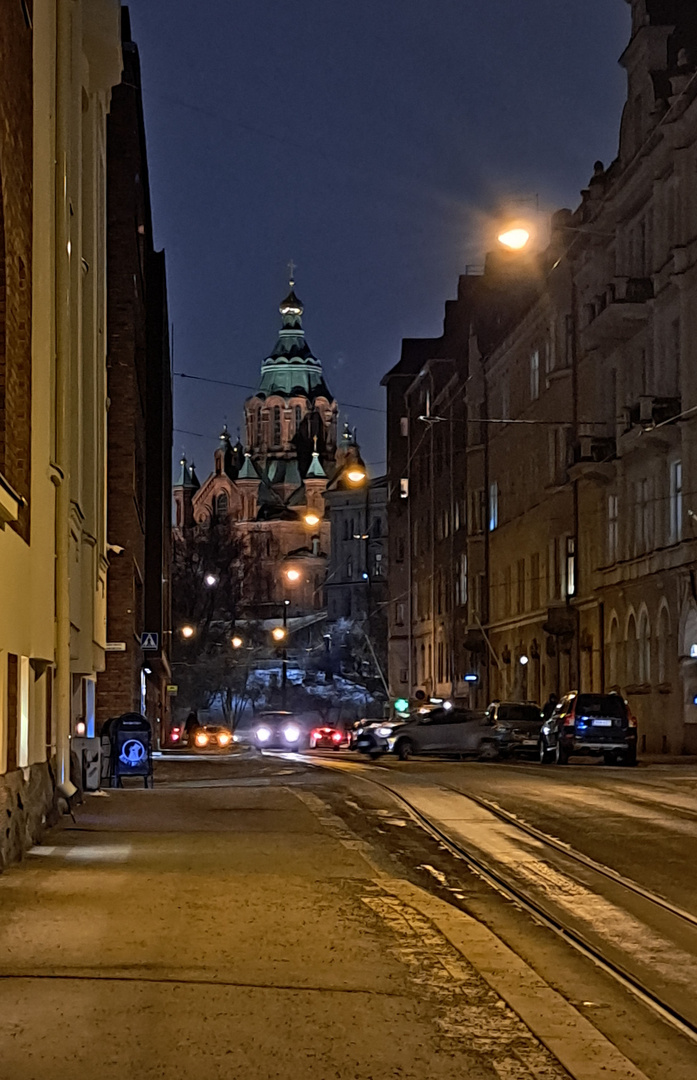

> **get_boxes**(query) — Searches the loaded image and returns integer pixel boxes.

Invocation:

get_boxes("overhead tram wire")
[173,370,386,416]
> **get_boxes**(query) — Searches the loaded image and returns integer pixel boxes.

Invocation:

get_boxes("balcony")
[581,277,653,351]
[568,432,616,483]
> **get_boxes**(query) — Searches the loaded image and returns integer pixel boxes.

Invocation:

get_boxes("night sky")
[128,1,630,477]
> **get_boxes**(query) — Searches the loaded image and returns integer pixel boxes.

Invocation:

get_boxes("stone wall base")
[0,761,59,870]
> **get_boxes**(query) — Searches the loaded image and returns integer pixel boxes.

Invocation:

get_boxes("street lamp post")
[282,599,289,710]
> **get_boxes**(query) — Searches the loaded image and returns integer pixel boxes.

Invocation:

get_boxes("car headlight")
[195,733,208,746]
[284,724,301,743]
[256,726,271,742]
[375,726,393,737]
[218,733,231,746]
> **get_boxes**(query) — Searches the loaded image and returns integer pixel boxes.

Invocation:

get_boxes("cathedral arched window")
[255,409,262,447]
[295,405,302,432]
[216,493,229,522]
[273,406,281,445]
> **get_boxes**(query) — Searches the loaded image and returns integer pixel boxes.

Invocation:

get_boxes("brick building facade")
[96,9,172,738]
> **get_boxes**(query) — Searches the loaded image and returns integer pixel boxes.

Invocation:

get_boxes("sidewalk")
[0,757,644,1080]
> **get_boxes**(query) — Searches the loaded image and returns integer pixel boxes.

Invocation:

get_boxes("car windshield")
[575,695,626,720]
[498,704,542,723]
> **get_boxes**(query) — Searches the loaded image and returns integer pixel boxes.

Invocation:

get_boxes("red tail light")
[332,732,342,742]
[171,730,180,741]
[563,711,575,726]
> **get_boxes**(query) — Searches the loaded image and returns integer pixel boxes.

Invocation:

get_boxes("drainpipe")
[54,0,72,784]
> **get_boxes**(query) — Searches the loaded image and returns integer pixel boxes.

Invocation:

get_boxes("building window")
[372,517,382,539]
[503,566,512,616]
[273,406,282,445]
[400,416,409,437]
[342,519,349,541]
[488,482,498,531]
[669,460,682,544]
[400,477,409,499]
[566,536,576,597]
[346,558,353,579]
[396,537,405,563]
[216,493,228,521]
[516,558,525,613]
[530,552,540,610]
[255,410,262,446]
[657,606,670,684]
[530,349,540,401]
[396,601,405,626]
[608,494,619,562]
[374,553,384,576]
[453,501,460,531]
[634,478,651,554]
[18,656,30,769]
[638,610,651,684]
[459,554,468,608]
[294,405,302,432]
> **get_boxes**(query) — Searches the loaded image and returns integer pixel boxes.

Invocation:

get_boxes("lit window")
[400,417,409,437]
[488,482,498,531]
[400,477,409,499]
[566,537,576,597]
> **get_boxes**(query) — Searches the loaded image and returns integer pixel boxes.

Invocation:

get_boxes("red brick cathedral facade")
[174,282,342,615]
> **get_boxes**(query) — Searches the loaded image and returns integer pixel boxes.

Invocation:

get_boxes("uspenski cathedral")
[173,276,362,617]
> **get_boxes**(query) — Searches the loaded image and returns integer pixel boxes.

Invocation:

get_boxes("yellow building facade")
[0,0,122,865]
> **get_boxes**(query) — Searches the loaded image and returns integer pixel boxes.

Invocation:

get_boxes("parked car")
[191,725,233,751]
[485,701,544,758]
[252,711,306,750]
[539,692,637,766]
[309,725,346,750]
[357,706,496,761]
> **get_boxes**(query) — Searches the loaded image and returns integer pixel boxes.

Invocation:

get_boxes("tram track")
[304,754,697,1048]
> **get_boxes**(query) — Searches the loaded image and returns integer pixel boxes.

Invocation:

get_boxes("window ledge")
[0,473,23,527]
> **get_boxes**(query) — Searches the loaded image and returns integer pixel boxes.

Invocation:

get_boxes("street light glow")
[204,572,218,587]
[272,626,287,642]
[519,654,529,666]
[231,635,243,649]
[181,625,195,639]
[304,511,321,527]
[498,228,530,251]
[285,568,301,582]
[347,466,366,484]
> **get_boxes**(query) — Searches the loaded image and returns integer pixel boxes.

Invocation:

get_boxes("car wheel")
[539,738,554,765]
[396,739,413,762]
[621,744,637,767]
[603,751,618,766]
[555,742,570,765]
[368,750,383,760]
[333,744,341,752]
[478,740,499,762]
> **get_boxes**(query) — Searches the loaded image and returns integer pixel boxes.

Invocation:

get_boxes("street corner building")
[173,280,367,624]
[383,0,697,755]
[0,0,123,865]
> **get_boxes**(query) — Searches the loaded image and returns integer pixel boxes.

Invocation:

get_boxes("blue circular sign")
[119,738,146,767]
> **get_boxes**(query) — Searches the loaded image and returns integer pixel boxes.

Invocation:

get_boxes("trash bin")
[109,713,154,789]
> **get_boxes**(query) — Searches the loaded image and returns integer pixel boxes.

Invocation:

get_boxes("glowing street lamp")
[180,625,195,639]
[285,567,301,583]
[272,626,287,643]
[231,635,243,649]
[346,465,366,485]
[304,511,321,528]
[498,227,531,251]
[204,572,218,587]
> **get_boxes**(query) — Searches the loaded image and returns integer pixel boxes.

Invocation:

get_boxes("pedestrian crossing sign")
[140,632,159,650]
